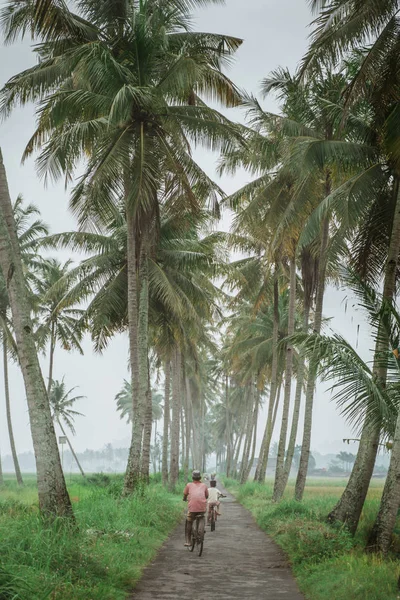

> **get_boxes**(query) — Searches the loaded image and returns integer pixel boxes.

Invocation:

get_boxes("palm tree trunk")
[240,388,254,483]
[225,375,232,477]
[123,206,141,494]
[57,417,85,477]
[232,430,243,477]
[256,270,280,483]
[332,179,400,537]
[280,299,311,493]
[0,149,72,517]
[140,355,152,481]
[162,359,170,486]
[243,387,259,482]
[184,376,191,482]
[3,337,23,485]
[274,253,297,501]
[169,348,181,490]
[47,321,56,397]
[0,453,3,487]
[295,212,330,501]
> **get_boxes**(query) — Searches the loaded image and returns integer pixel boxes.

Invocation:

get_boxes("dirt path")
[131,487,304,599]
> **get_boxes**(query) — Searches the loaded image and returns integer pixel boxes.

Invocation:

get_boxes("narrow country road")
[131,487,304,599]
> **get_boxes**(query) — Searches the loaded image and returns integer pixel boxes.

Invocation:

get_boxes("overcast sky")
[0,0,373,463]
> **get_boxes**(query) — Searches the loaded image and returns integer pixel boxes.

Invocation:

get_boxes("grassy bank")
[225,477,399,600]
[0,474,183,599]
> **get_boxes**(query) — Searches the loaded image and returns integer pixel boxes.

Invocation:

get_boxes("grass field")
[224,477,400,600]
[0,473,183,600]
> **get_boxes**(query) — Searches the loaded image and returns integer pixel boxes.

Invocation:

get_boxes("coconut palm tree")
[298,0,400,533]
[0,150,72,517]
[49,378,86,477]
[1,0,243,494]
[0,195,50,487]
[34,259,85,396]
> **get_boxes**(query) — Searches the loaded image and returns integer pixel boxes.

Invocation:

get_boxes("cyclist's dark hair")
[210,480,217,487]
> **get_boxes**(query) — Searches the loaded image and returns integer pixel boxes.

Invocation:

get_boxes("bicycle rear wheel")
[190,519,197,552]
[197,516,205,557]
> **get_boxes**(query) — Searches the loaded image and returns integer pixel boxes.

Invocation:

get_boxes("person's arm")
[205,487,209,499]
[183,484,189,501]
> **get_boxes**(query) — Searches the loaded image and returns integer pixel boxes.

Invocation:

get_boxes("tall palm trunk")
[184,376,191,482]
[225,375,232,477]
[0,149,72,517]
[273,253,297,501]
[123,206,141,494]
[162,359,170,486]
[169,348,181,490]
[141,354,152,481]
[256,271,280,483]
[295,212,330,501]
[232,430,243,477]
[330,179,400,534]
[280,297,311,493]
[240,388,255,483]
[56,417,85,477]
[242,388,259,482]
[47,320,56,397]
[138,239,151,480]
[3,337,23,485]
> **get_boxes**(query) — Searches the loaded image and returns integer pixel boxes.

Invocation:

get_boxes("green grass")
[224,477,400,600]
[0,474,183,599]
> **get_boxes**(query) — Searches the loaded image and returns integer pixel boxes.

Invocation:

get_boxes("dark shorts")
[186,511,206,522]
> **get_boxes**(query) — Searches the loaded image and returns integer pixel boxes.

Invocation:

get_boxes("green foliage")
[0,476,182,600]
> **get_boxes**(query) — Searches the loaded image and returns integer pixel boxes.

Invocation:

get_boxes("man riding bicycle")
[183,470,208,546]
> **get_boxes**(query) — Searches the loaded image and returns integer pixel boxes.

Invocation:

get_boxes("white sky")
[0,0,372,460]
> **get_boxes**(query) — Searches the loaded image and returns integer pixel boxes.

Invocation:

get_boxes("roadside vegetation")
[0,475,182,600]
[225,478,399,600]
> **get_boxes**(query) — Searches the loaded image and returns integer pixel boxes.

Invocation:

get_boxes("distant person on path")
[210,472,216,481]
[183,470,208,546]
[207,480,224,523]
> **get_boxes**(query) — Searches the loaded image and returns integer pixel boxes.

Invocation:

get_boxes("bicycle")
[208,502,218,532]
[186,513,205,556]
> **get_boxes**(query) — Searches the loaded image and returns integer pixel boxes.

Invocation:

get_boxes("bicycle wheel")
[197,516,205,557]
[211,512,215,532]
[190,519,196,552]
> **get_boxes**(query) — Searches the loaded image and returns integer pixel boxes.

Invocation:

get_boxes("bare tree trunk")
[274,253,297,501]
[57,417,85,477]
[141,355,152,481]
[3,338,23,485]
[225,375,232,477]
[47,321,56,398]
[169,348,181,490]
[240,388,255,483]
[232,430,243,477]
[0,149,72,517]
[337,180,400,539]
[123,205,141,494]
[0,453,3,486]
[280,298,311,494]
[295,212,330,501]
[184,376,191,482]
[162,359,170,486]
[243,387,259,482]
[256,271,280,483]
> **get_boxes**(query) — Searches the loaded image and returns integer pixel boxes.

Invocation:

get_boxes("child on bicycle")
[207,480,224,524]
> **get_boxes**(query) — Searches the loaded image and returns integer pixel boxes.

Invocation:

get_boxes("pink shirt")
[184,481,209,512]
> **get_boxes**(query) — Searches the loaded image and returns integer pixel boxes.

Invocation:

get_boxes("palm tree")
[0,150,72,517]
[49,378,86,477]
[35,259,85,396]
[1,0,243,494]
[299,2,400,530]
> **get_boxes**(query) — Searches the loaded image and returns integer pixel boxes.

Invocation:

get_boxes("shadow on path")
[131,486,304,599]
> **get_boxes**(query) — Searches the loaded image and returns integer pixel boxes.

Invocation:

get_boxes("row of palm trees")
[1,0,400,562]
